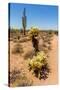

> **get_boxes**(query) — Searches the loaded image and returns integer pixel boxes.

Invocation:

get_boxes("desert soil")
[9,34,58,86]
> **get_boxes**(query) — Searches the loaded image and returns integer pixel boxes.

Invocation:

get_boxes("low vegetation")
[10,69,33,87]
[12,43,23,54]
[24,49,35,59]
[9,28,58,86]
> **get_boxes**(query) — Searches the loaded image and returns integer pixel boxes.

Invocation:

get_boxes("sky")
[9,3,58,30]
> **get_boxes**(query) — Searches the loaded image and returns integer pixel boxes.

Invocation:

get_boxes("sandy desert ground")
[9,33,58,87]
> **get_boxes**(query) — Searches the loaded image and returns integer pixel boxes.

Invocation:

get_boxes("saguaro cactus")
[22,8,27,35]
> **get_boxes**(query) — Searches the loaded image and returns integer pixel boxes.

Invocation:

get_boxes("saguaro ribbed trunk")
[22,8,27,35]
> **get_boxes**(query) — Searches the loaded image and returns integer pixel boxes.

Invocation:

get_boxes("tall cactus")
[22,8,27,35]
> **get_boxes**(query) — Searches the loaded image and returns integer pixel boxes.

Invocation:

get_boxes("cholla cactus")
[28,51,50,80]
[28,51,47,69]
[29,27,39,53]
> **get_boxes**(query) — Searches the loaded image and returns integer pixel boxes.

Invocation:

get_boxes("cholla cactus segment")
[28,51,47,69]
[28,51,50,80]
[37,51,47,60]
[28,27,39,37]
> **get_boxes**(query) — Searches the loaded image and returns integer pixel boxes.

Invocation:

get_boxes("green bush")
[28,51,50,80]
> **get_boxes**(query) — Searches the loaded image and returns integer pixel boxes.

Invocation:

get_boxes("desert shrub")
[41,33,52,53]
[13,35,20,42]
[13,39,18,43]
[48,30,52,35]
[12,43,23,54]
[24,49,35,59]
[10,69,21,84]
[10,69,33,87]
[54,31,58,36]
[28,51,50,80]
[19,37,31,43]
[42,42,51,53]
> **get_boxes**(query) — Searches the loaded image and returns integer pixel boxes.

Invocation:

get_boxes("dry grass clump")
[39,32,53,54]
[13,38,18,43]
[54,31,58,36]
[19,37,31,43]
[12,43,23,54]
[24,49,35,59]
[10,69,33,87]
